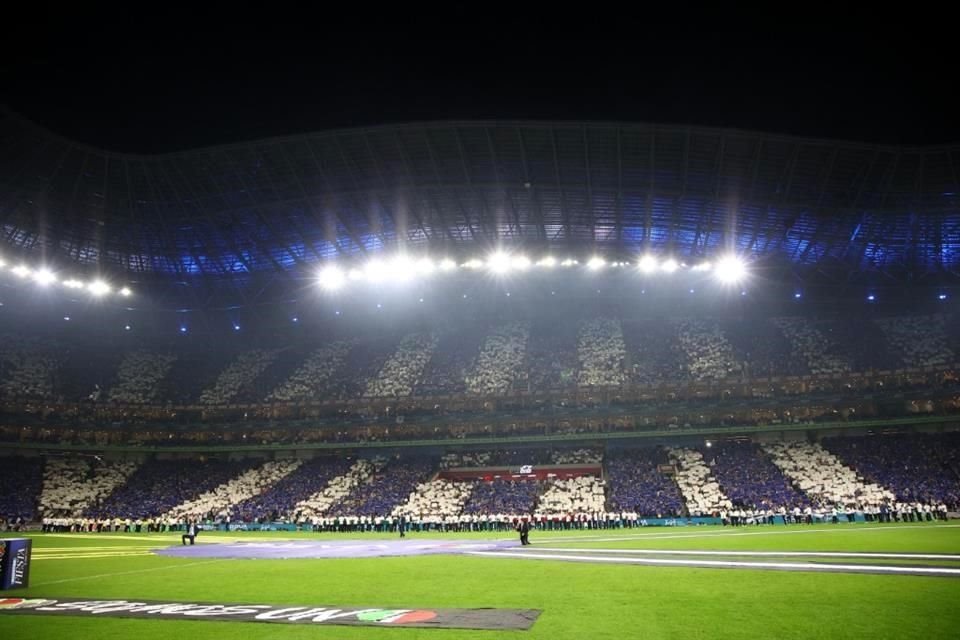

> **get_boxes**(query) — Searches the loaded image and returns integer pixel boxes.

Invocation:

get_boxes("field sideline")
[3,523,960,638]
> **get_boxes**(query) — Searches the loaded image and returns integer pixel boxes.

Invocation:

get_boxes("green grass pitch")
[3,523,959,639]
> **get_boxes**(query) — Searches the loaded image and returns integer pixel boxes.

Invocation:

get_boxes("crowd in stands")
[667,447,732,516]
[723,319,806,379]
[415,330,478,396]
[296,459,375,520]
[88,459,257,520]
[676,319,742,381]
[39,457,138,517]
[525,322,579,391]
[577,317,626,387]
[233,456,352,522]
[0,336,59,399]
[773,318,851,376]
[3,430,959,529]
[465,322,530,395]
[165,459,302,521]
[824,433,960,508]
[394,478,473,519]
[622,320,684,385]
[199,349,281,405]
[606,449,684,516]
[364,333,438,398]
[706,442,812,511]
[267,342,353,402]
[108,351,177,404]
[763,441,894,508]
[535,476,606,516]
[328,458,435,517]
[0,456,44,522]
[877,315,955,369]
[462,479,539,516]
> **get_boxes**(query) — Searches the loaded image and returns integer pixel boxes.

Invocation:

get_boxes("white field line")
[39,534,177,542]
[525,548,960,560]
[30,559,227,586]
[468,551,960,576]
[33,546,160,552]
[33,552,154,561]
[536,524,960,544]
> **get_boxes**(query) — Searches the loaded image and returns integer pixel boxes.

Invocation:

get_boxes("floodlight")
[62,279,84,289]
[660,258,679,273]
[587,257,606,270]
[713,255,747,284]
[511,255,531,271]
[439,258,457,271]
[33,268,56,286]
[88,280,111,296]
[537,256,557,268]
[486,252,511,274]
[318,266,346,290]
[638,255,658,274]
[11,265,30,278]
[119,287,132,297]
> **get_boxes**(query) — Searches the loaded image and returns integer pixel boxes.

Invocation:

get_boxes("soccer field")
[3,523,960,639]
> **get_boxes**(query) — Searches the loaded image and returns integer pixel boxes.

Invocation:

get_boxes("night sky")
[1,16,953,153]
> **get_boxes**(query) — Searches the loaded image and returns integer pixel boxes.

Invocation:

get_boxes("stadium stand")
[577,317,626,387]
[198,349,281,405]
[763,441,895,508]
[676,319,742,381]
[705,442,812,510]
[465,322,530,395]
[108,350,177,404]
[39,457,139,517]
[0,456,44,522]
[364,332,438,398]
[667,447,732,516]
[606,448,685,517]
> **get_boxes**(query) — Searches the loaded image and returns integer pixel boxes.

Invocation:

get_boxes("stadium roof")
[2,106,959,291]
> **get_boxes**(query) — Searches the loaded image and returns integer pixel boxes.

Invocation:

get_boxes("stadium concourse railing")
[0,414,956,454]
[0,362,956,428]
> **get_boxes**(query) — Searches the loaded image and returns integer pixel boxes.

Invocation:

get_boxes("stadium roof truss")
[2,107,959,293]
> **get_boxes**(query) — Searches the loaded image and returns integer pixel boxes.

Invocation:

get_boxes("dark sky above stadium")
[1,16,952,153]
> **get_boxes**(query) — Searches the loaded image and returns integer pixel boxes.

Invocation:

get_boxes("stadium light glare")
[0,259,5,268]
[867,294,876,302]
[318,266,346,290]
[364,259,389,283]
[660,258,679,273]
[388,256,416,282]
[511,255,531,271]
[119,287,132,297]
[348,268,364,281]
[939,293,948,301]
[416,257,436,275]
[692,261,713,272]
[537,256,557,268]
[560,258,576,267]
[638,255,658,274]
[88,280,111,296]
[439,258,457,271]
[486,252,512,274]
[462,259,484,269]
[714,255,747,284]
[11,265,30,278]
[587,257,606,270]
[62,279,85,289]
[32,268,56,286]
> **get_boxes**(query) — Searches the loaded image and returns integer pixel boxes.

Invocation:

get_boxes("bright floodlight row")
[0,260,132,297]
[318,253,749,290]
